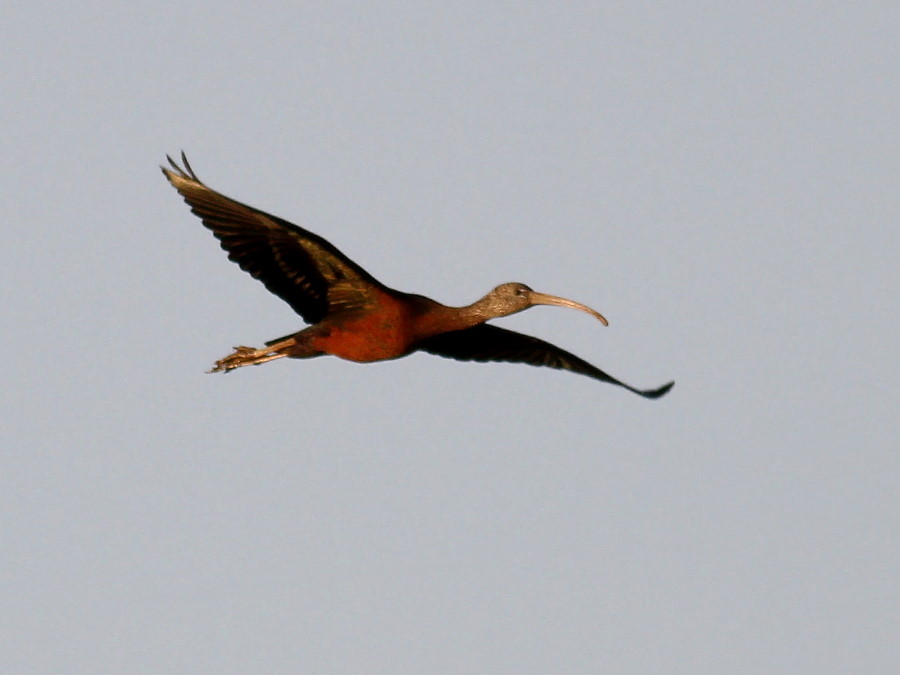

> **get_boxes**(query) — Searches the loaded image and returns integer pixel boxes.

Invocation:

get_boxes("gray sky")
[3,2,897,673]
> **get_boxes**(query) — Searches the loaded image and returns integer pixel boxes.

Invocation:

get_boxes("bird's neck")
[413,297,495,339]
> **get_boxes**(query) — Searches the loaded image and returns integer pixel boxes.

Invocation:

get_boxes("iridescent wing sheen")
[162,153,386,324]
[418,324,674,398]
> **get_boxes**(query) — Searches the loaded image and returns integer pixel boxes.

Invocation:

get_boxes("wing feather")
[162,153,385,323]
[418,324,673,398]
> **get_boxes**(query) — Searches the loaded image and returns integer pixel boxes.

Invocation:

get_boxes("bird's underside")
[162,152,674,399]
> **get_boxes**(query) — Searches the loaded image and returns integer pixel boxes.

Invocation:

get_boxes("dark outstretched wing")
[418,324,674,398]
[162,153,386,324]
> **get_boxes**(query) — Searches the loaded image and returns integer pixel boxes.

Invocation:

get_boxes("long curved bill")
[529,291,609,326]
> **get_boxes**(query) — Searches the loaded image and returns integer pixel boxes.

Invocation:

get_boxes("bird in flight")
[162,153,673,398]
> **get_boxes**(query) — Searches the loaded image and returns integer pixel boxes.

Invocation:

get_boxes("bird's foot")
[208,345,273,373]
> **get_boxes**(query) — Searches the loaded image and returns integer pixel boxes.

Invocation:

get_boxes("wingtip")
[179,150,197,178]
[640,380,674,399]
[161,151,198,183]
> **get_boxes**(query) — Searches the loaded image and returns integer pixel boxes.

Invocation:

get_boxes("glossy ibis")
[162,153,673,398]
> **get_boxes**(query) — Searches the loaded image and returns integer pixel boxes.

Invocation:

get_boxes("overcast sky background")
[3,3,897,673]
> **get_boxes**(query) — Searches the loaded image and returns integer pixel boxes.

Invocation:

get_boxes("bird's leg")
[208,346,285,373]
[208,337,297,373]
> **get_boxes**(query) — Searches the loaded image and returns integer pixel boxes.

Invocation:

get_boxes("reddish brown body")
[294,291,431,362]
[286,291,479,362]
[162,153,674,398]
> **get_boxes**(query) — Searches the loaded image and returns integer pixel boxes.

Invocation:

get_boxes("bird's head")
[480,282,609,325]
